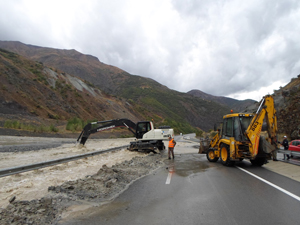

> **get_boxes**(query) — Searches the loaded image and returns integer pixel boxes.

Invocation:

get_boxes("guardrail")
[277,149,300,158]
[277,149,300,166]
[0,145,128,178]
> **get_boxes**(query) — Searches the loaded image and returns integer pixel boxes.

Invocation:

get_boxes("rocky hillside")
[0,48,143,131]
[0,41,129,94]
[0,41,235,133]
[242,75,300,140]
[276,75,300,139]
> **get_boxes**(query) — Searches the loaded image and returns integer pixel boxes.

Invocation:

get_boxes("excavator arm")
[77,118,137,145]
[245,95,278,157]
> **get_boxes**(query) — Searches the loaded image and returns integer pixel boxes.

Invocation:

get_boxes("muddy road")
[0,136,199,224]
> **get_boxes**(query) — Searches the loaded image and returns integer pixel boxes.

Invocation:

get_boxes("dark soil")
[0,152,165,225]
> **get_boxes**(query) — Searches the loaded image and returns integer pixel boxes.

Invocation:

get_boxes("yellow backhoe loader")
[205,95,279,166]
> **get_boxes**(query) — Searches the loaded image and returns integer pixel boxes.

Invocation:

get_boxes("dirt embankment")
[0,147,165,225]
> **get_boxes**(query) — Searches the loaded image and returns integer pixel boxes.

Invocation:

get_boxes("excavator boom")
[77,118,136,145]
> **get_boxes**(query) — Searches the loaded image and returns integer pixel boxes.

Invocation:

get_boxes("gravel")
[0,139,166,225]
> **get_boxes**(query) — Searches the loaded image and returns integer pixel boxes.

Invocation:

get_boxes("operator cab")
[136,121,152,139]
[222,113,254,142]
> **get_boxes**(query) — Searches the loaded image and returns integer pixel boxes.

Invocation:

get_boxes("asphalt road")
[59,152,300,225]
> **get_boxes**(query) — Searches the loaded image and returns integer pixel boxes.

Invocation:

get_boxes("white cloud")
[0,0,300,100]
[227,80,284,101]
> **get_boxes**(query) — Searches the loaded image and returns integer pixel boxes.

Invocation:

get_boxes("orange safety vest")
[169,138,175,148]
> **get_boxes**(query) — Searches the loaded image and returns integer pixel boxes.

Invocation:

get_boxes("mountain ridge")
[2,40,296,136]
[187,89,256,112]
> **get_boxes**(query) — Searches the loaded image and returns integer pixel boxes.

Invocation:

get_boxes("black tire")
[250,157,265,166]
[220,144,235,166]
[128,144,133,151]
[206,149,219,162]
[157,141,164,150]
[128,143,138,151]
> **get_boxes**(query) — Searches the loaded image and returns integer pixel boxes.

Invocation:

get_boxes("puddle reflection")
[166,155,210,177]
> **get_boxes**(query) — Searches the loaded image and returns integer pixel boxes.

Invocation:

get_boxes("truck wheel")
[206,149,219,162]
[157,141,164,150]
[128,144,137,151]
[250,158,265,166]
[220,144,235,166]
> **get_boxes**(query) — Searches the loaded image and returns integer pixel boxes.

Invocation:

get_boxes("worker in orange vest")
[168,136,176,159]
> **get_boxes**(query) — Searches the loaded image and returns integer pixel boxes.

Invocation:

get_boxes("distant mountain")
[0,41,255,133]
[187,89,256,112]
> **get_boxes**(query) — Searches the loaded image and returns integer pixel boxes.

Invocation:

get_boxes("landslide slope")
[0,48,142,131]
[0,41,237,132]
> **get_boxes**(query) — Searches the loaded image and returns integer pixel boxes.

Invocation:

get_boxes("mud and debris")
[0,136,166,225]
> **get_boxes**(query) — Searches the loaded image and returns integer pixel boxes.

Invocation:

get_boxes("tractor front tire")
[206,149,219,162]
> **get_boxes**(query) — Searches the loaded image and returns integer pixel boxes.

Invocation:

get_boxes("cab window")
[138,123,148,132]
[223,118,233,137]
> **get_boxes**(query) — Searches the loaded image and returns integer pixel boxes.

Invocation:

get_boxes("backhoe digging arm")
[245,95,278,157]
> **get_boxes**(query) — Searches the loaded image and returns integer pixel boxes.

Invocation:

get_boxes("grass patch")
[66,118,85,132]
[3,120,59,133]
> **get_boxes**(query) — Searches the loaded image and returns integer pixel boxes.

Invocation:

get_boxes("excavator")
[77,118,174,152]
[205,95,279,166]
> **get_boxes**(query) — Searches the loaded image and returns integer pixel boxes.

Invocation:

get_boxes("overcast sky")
[1,0,300,101]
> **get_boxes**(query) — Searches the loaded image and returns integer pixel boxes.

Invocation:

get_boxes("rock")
[48,186,55,191]
[102,164,108,169]
[37,209,46,213]
[9,196,16,203]
[25,206,32,211]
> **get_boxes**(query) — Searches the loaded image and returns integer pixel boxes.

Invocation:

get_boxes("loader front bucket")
[199,140,211,154]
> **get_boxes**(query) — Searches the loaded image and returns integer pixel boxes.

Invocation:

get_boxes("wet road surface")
[59,153,300,225]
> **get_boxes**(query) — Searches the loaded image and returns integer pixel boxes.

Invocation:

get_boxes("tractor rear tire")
[220,144,235,166]
[206,149,219,162]
[250,158,265,166]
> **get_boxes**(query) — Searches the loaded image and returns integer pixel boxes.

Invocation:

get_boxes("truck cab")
[222,113,254,142]
[136,121,152,139]
[136,121,174,141]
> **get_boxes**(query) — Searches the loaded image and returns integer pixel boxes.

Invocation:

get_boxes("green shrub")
[50,124,59,132]
[66,117,86,132]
